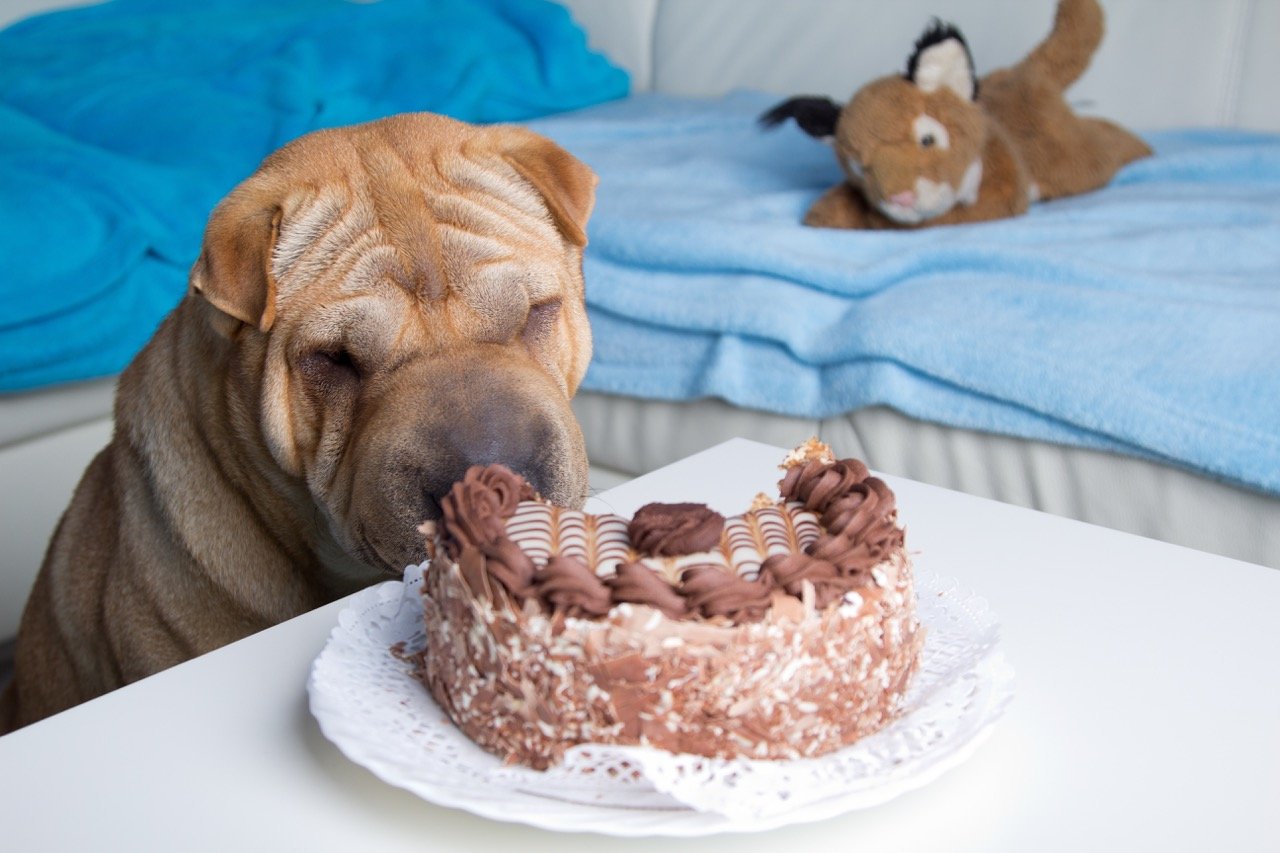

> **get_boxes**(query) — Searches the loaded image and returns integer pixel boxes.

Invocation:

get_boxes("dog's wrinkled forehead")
[269,149,562,323]
[191,112,595,369]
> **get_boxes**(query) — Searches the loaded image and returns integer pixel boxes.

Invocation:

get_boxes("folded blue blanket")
[526,93,1280,495]
[0,0,626,390]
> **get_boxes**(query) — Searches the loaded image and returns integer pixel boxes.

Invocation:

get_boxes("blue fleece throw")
[0,0,627,391]
[524,93,1280,495]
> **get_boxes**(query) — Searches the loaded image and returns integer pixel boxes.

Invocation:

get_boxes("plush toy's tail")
[1017,0,1104,92]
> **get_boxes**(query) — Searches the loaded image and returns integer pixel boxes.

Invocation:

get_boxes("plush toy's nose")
[888,190,917,208]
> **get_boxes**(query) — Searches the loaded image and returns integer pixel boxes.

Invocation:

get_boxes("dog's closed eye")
[522,299,561,353]
[298,347,362,388]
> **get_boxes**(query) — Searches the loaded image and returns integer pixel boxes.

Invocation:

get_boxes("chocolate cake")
[412,440,924,769]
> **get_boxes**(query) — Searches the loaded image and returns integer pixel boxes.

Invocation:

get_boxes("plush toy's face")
[834,74,987,225]
[833,31,989,225]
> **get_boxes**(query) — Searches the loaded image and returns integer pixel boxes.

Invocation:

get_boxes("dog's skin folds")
[1,113,598,731]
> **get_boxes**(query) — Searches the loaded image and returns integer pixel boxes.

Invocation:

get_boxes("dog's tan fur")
[797,0,1151,228]
[1,113,597,731]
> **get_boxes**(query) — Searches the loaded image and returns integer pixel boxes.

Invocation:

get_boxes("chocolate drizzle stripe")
[756,506,795,557]
[790,502,821,551]
[506,503,554,566]
[590,514,632,577]
[504,503,632,577]
[556,507,590,563]
[724,516,764,578]
[722,506,823,579]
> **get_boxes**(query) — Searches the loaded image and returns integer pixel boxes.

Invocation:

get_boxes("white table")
[1,438,1277,851]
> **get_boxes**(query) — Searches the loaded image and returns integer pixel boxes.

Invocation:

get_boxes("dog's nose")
[418,386,574,510]
[440,417,557,494]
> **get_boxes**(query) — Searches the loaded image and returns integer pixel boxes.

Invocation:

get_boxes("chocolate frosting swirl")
[534,556,612,618]
[628,503,725,556]
[479,537,537,600]
[439,464,537,601]
[810,525,904,577]
[780,458,869,514]
[761,553,849,610]
[819,478,889,539]
[439,464,532,559]
[607,561,689,619]
[680,565,773,623]
[475,463,536,510]
[780,457,902,579]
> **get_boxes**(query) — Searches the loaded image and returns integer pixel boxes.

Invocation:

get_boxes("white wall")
[561,0,1280,131]
[6,0,1277,129]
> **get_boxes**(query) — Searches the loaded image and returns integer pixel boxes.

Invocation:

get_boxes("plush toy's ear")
[905,20,978,101]
[759,96,842,143]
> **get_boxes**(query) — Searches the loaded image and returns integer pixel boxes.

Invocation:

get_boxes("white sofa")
[564,0,1280,569]
[1,0,1277,644]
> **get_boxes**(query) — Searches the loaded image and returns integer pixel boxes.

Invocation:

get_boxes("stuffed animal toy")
[761,0,1151,229]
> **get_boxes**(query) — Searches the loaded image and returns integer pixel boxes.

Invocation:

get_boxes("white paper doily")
[308,562,1014,836]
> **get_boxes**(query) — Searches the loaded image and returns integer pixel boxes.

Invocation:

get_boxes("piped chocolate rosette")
[413,439,924,769]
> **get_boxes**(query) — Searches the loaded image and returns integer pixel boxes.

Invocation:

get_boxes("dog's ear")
[759,96,842,143]
[189,185,283,333]
[493,127,598,247]
[906,20,978,101]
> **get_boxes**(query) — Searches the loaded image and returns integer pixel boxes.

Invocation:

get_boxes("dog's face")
[189,114,595,577]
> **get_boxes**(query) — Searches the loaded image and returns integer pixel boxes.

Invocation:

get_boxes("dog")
[0,113,597,731]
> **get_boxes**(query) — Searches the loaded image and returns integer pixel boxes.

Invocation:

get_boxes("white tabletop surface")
[1,438,1277,851]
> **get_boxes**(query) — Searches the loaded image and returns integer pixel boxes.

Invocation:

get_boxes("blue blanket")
[0,0,626,390]
[525,93,1280,495]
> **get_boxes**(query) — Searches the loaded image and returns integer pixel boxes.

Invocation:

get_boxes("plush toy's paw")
[1083,117,1153,169]
[803,184,875,229]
